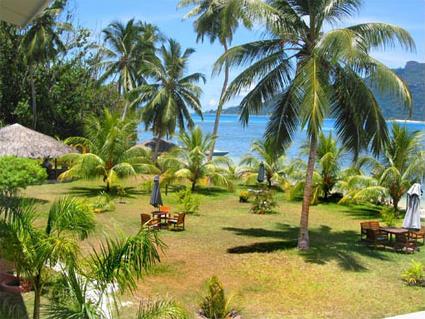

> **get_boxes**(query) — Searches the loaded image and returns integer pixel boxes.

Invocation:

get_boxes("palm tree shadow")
[0,291,29,318]
[67,186,142,198]
[224,223,391,272]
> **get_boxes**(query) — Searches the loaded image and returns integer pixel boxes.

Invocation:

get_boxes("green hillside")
[209,61,425,121]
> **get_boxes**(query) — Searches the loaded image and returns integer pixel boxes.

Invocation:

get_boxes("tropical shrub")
[402,261,425,286]
[0,156,47,196]
[199,276,233,319]
[91,191,116,213]
[163,127,233,191]
[136,298,188,319]
[380,207,398,227]
[239,191,250,203]
[61,109,157,191]
[250,189,277,214]
[239,139,287,188]
[177,188,200,215]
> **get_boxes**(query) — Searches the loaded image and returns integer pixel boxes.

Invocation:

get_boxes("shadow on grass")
[67,186,142,199]
[337,204,382,220]
[194,186,230,197]
[224,223,391,272]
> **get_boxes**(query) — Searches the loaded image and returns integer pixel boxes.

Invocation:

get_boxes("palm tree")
[163,126,233,191]
[20,0,67,129]
[0,196,95,319]
[178,0,250,161]
[215,0,414,249]
[45,229,165,319]
[139,39,205,160]
[61,109,156,192]
[239,139,287,188]
[301,132,344,200]
[356,124,425,211]
[99,20,161,119]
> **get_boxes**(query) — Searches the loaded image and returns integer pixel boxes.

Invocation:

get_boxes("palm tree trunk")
[298,136,318,250]
[30,66,37,129]
[207,41,229,162]
[191,181,196,191]
[153,135,161,161]
[32,273,41,319]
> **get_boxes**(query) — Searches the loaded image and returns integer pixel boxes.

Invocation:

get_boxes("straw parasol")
[0,123,74,159]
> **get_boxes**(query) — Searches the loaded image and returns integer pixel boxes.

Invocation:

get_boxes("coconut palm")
[178,0,250,161]
[99,20,161,118]
[139,39,205,160]
[20,0,67,129]
[163,126,233,191]
[215,0,414,249]
[0,196,95,319]
[61,109,157,191]
[355,124,425,211]
[239,139,287,188]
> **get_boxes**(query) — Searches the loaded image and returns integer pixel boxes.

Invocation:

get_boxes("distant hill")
[207,61,425,121]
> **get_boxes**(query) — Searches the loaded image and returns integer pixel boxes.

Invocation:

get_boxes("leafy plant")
[250,189,277,214]
[136,298,188,319]
[0,156,47,196]
[380,207,398,227]
[402,260,425,286]
[177,188,200,215]
[61,109,157,191]
[199,276,233,319]
[239,191,250,203]
[163,127,233,191]
[91,191,116,213]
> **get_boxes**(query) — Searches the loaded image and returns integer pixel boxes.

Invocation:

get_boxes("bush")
[380,207,397,227]
[91,191,115,213]
[250,189,277,214]
[239,191,250,203]
[177,188,200,215]
[0,156,47,195]
[402,260,425,286]
[199,276,233,319]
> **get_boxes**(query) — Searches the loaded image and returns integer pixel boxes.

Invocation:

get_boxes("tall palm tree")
[20,0,67,129]
[215,0,414,249]
[356,124,425,211]
[61,109,157,191]
[139,39,205,160]
[0,196,95,319]
[99,20,161,119]
[239,139,287,188]
[178,0,250,161]
[163,126,233,191]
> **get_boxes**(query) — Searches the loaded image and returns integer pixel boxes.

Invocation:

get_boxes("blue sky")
[72,0,425,110]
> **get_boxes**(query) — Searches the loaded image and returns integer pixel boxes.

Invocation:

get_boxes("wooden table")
[380,227,416,252]
[152,211,169,228]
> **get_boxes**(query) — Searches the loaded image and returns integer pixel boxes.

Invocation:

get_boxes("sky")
[71,0,425,110]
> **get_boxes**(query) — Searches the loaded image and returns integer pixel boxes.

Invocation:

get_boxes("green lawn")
[10,179,425,318]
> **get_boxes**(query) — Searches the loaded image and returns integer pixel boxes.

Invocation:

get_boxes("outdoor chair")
[409,226,425,245]
[360,221,383,241]
[140,213,160,229]
[365,228,388,248]
[168,213,185,231]
[394,232,417,253]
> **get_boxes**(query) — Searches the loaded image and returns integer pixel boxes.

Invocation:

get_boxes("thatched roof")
[0,123,74,159]
[140,138,177,153]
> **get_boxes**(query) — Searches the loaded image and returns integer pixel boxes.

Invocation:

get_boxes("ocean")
[137,114,425,163]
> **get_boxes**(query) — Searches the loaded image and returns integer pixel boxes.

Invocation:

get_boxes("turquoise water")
[137,114,425,162]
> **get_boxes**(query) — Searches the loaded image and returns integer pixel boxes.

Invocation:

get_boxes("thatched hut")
[0,123,74,159]
[140,138,177,154]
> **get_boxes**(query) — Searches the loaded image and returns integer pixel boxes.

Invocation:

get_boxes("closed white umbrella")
[403,183,422,230]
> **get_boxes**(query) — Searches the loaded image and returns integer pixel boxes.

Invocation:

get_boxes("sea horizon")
[138,114,425,163]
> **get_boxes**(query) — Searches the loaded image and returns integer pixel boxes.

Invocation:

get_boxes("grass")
[7,178,425,318]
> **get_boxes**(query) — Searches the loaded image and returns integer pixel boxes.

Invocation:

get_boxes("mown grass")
[8,178,425,318]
